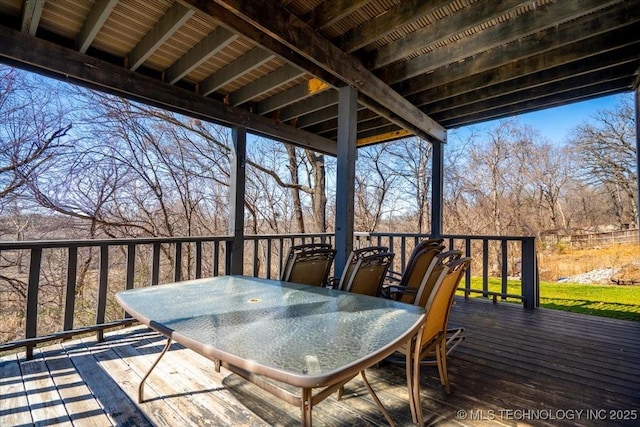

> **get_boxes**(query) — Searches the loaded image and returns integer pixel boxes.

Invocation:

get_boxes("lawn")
[459,277,640,322]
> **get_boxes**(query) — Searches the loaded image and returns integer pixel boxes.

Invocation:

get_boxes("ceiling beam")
[411,30,640,110]
[0,25,336,155]
[256,78,330,115]
[77,0,118,53]
[309,0,371,30]
[229,63,303,106]
[427,60,639,120]
[380,0,620,84]
[128,2,194,71]
[182,0,446,142]
[372,0,528,69]
[199,47,273,96]
[436,76,633,128]
[339,0,450,53]
[165,26,238,84]
[20,0,44,35]
[279,90,338,122]
[397,2,640,97]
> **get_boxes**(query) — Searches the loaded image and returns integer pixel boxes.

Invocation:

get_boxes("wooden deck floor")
[2,298,639,427]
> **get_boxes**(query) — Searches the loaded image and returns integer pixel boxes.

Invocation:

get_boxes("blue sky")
[461,93,629,146]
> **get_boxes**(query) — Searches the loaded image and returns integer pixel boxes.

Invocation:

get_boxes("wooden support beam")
[200,47,273,96]
[165,26,238,84]
[357,129,411,147]
[257,78,329,115]
[437,79,631,129]
[340,0,450,53]
[334,86,358,279]
[21,0,44,35]
[310,0,371,30]
[279,90,338,122]
[77,0,118,53]
[229,63,303,106]
[228,126,247,275]
[431,140,444,237]
[418,46,640,117]
[398,3,640,97]
[0,25,337,155]
[381,0,621,84]
[182,0,446,142]
[128,3,194,71]
[635,86,640,238]
[372,0,529,69]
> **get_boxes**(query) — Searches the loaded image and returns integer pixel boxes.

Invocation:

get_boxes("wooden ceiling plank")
[311,0,371,30]
[305,108,377,133]
[296,104,339,128]
[440,84,629,129]
[0,25,337,154]
[199,47,273,96]
[436,73,634,127]
[257,78,330,115]
[128,2,195,71]
[425,54,640,117]
[373,0,528,69]
[398,2,640,97]
[78,0,118,53]
[166,26,238,84]
[357,129,412,147]
[229,63,304,106]
[411,28,640,109]
[381,0,621,84]
[340,0,450,53]
[184,0,446,142]
[279,90,338,122]
[21,0,44,35]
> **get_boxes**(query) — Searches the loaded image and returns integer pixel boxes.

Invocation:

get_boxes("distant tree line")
[1,65,637,242]
[0,65,636,343]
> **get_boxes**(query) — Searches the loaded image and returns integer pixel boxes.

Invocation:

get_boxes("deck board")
[1,297,639,427]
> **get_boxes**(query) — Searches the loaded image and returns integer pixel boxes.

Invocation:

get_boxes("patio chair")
[403,257,471,424]
[384,238,444,291]
[327,246,388,290]
[341,251,395,296]
[381,244,445,302]
[280,246,336,286]
[388,250,467,362]
[280,242,333,281]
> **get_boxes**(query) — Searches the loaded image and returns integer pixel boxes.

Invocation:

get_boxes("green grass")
[458,278,640,322]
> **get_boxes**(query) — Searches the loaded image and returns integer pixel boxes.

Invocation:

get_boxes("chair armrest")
[326,276,340,289]
[381,284,418,300]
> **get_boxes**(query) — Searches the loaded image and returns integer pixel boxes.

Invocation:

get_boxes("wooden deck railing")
[0,232,537,358]
[354,233,538,309]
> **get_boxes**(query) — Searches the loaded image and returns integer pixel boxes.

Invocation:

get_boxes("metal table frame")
[116,275,425,426]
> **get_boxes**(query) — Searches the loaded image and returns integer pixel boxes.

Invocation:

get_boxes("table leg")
[360,370,396,427]
[138,337,173,403]
[301,388,313,426]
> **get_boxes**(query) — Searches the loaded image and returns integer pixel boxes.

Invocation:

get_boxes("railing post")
[173,242,182,282]
[63,246,78,330]
[25,247,42,359]
[96,245,109,341]
[521,237,538,309]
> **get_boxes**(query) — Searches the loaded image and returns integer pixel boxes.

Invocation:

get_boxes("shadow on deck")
[2,298,639,426]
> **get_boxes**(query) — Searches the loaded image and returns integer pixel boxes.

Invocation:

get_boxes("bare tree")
[0,66,70,220]
[568,95,637,229]
[387,137,433,233]
[354,143,400,232]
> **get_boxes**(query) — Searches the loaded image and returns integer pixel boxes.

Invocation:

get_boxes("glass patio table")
[116,275,426,426]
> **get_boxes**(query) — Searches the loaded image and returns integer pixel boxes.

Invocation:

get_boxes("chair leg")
[412,344,424,426]
[437,339,451,394]
[336,385,344,400]
[406,346,418,424]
